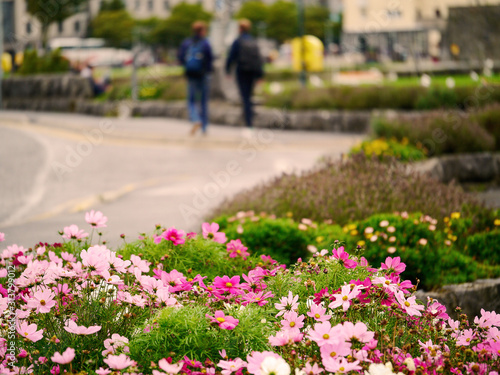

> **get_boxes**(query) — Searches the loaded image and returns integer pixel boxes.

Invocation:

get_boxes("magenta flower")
[206,310,239,330]
[154,227,186,246]
[51,347,75,364]
[226,239,250,259]
[51,365,60,374]
[331,247,357,268]
[202,222,227,243]
[213,275,243,294]
[307,303,331,322]
[103,354,136,370]
[329,284,361,312]
[85,210,108,228]
[64,320,101,335]
[27,288,57,313]
[241,291,274,306]
[62,224,89,240]
[17,321,44,342]
[381,256,406,275]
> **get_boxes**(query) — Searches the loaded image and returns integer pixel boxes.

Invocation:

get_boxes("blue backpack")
[185,40,205,77]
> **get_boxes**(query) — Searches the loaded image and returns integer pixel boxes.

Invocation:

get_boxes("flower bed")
[1,212,499,375]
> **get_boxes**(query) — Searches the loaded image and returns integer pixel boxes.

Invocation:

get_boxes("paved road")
[0,111,364,249]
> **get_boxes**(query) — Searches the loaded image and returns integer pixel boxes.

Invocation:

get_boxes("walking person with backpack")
[178,21,214,136]
[225,19,264,138]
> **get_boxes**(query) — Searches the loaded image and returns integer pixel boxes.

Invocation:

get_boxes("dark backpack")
[237,37,263,74]
[185,39,205,77]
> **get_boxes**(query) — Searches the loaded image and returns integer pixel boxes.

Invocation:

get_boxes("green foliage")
[25,0,88,46]
[263,85,500,111]
[130,304,274,369]
[100,0,125,11]
[466,230,500,264]
[210,156,490,228]
[235,0,269,37]
[18,49,70,75]
[216,216,311,265]
[372,113,496,156]
[350,138,427,162]
[266,0,297,43]
[473,104,500,150]
[304,6,330,41]
[91,9,135,48]
[119,235,261,281]
[149,3,212,48]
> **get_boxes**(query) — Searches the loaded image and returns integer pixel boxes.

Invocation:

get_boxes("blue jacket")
[225,32,263,77]
[178,36,214,76]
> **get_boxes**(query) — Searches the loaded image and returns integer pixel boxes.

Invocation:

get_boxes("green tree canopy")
[25,0,88,47]
[235,1,268,37]
[266,0,297,44]
[91,9,135,48]
[100,0,125,11]
[149,3,212,48]
[304,5,330,41]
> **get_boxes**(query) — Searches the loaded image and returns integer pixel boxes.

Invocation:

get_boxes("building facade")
[342,0,500,60]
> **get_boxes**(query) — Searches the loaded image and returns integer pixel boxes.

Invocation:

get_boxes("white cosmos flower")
[260,356,291,375]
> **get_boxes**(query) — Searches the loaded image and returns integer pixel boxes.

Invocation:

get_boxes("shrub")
[209,156,491,227]
[350,137,427,162]
[372,113,496,156]
[18,48,70,75]
[473,104,500,150]
[466,230,500,265]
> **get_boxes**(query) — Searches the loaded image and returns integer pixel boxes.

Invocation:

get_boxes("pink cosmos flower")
[64,320,101,335]
[281,311,305,330]
[322,357,360,373]
[380,256,406,275]
[226,239,250,259]
[27,288,56,313]
[62,224,89,240]
[303,362,323,375]
[457,329,476,346]
[80,245,109,273]
[85,210,108,228]
[102,334,130,356]
[130,254,150,273]
[95,368,112,375]
[51,347,75,364]
[307,321,341,347]
[395,291,425,317]
[341,321,374,344]
[0,232,4,242]
[158,358,183,374]
[103,354,136,370]
[307,303,332,322]
[319,341,351,361]
[268,328,304,346]
[213,275,243,295]
[17,322,43,342]
[61,252,77,262]
[206,310,239,330]
[246,351,281,375]
[274,291,299,317]
[331,247,357,268]
[202,222,227,243]
[241,291,274,306]
[154,227,186,246]
[217,358,247,375]
[426,299,449,320]
[329,284,361,312]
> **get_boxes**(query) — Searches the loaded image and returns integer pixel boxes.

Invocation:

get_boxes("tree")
[91,9,135,48]
[100,0,125,11]
[266,0,297,44]
[304,5,330,41]
[149,3,212,48]
[25,0,89,47]
[235,1,268,37]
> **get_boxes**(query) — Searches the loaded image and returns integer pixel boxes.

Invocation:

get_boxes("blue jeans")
[187,75,209,133]
[236,73,258,128]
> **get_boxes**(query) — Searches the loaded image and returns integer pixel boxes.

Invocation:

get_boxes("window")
[435,9,441,18]
[148,0,153,11]
[74,20,80,33]
[58,21,64,34]
[135,0,140,10]
[164,0,169,10]
[26,22,32,34]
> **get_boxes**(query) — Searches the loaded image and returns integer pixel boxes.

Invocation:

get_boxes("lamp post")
[297,0,306,87]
